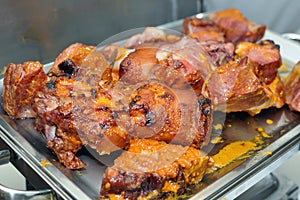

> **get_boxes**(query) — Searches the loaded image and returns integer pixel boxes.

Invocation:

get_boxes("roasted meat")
[183,8,266,44]
[284,61,300,112]
[183,18,225,42]
[31,43,97,169]
[100,139,213,199]
[119,47,159,85]
[127,81,212,148]
[72,88,129,155]
[32,76,86,169]
[209,8,266,44]
[235,40,282,84]
[74,79,212,154]
[3,61,48,118]
[203,57,284,115]
[202,38,284,115]
[48,42,95,76]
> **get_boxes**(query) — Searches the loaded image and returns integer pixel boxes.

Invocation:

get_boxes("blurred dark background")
[0,0,299,68]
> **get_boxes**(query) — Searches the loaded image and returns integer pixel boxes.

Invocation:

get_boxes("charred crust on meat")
[129,95,141,108]
[203,107,211,117]
[173,60,184,69]
[90,88,97,98]
[159,92,175,100]
[45,81,56,90]
[95,106,110,112]
[145,110,156,126]
[198,97,212,117]
[141,175,163,193]
[197,96,211,107]
[125,60,131,66]
[130,103,148,113]
[259,39,280,50]
[58,59,78,75]
[274,44,280,50]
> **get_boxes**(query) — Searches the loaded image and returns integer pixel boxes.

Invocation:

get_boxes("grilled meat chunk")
[31,43,96,169]
[3,61,48,118]
[199,40,234,67]
[284,61,300,112]
[119,47,159,84]
[204,57,284,115]
[72,90,129,155]
[235,40,282,84]
[209,8,266,44]
[203,38,283,115]
[183,8,266,44]
[183,18,225,42]
[128,81,212,148]
[48,42,94,76]
[33,76,86,169]
[100,139,213,200]
[74,79,212,154]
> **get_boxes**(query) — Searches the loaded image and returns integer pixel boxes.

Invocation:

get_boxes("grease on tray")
[209,141,259,170]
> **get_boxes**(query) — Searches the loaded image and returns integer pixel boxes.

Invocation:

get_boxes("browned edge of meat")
[284,61,300,112]
[100,139,213,200]
[209,8,266,44]
[31,42,97,169]
[48,42,95,76]
[3,61,48,119]
[235,40,282,84]
[127,81,213,149]
[203,56,284,116]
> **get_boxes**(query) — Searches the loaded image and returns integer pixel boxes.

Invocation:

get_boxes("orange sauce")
[210,141,258,170]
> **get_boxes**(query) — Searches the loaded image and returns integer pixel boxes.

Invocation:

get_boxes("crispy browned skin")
[183,18,221,36]
[100,139,212,200]
[33,76,86,169]
[284,61,300,112]
[119,47,158,84]
[209,8,266,44]
[48,42,95,76]
[72,89,129,155]
[3,61,48,118]
[31,43,96,169]
[190,30,225,43]
[128,81,212,148]
[32,43,126,168]
[120,44,206,94]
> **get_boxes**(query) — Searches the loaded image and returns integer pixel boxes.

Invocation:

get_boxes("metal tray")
[1,16,300,200]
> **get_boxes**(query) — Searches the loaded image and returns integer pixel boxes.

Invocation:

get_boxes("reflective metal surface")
[0,148,57,199]
[0,184,56,200]
[0,149,10,166]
